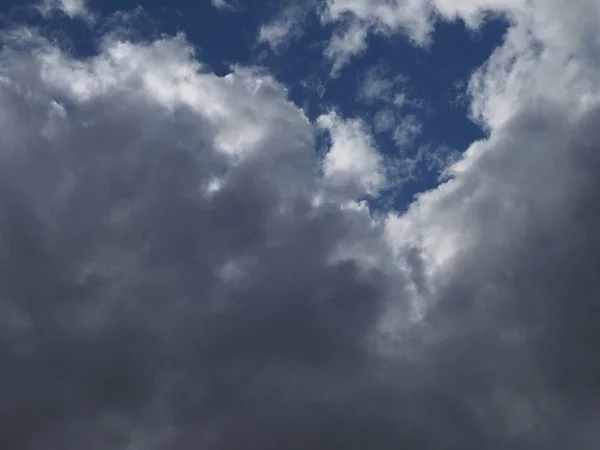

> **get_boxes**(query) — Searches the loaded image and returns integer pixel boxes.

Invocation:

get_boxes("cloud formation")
[0,24,401,450]
[1,1,600,449]
[38,0,93,22]
[257,3,315,52]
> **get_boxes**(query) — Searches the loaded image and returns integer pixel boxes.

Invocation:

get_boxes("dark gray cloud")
[0,31,402,450]
[404,102,600,449]
[0,10,599,450]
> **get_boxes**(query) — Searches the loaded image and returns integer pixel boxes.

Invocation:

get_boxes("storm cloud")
[0,1,599,449]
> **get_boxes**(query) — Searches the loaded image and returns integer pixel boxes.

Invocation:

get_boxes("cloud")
[317,111,387,198]
[211,0,241,11]
[385,98,600,449]
[382,3,600,445]
[260,0,599,75]
[257,3,315,51]
[2,1,600,449]
[38,0,94,22]
[323,21,369,77]
[0,24,404,450]
[258,19,299,50]
[319,0,434,73]
[356,66,399,104]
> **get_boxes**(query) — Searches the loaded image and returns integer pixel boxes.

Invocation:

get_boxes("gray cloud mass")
[1,2,600,449]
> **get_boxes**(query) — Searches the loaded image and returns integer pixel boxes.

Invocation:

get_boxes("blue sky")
[0,1,599,448]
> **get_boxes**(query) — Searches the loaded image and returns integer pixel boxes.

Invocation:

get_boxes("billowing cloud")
[382,1,600,445]
[385,98,600,449]
[1,1,600,449]
[0,24,403,450]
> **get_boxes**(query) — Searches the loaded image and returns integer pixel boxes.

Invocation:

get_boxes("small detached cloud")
[357,66,400,104]
[317,111,387,198]
[257,4,314,51]
[211,0,241,12]
[357,66,425,151]
[38,0,94,22]
[324,21,369,77]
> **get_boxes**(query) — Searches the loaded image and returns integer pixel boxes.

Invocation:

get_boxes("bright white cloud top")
[0,0,599,448]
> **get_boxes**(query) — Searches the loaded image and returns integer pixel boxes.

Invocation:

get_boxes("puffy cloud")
[0,21,417,449]
[385,95,600,449]
[317,111,387,198]
[382,1,600,445]
[2,1,600,449]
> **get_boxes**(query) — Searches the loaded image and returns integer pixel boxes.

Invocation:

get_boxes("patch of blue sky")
[257,12,507,209]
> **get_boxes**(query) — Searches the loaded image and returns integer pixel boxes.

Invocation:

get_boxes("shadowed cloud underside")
[0,1,599,449]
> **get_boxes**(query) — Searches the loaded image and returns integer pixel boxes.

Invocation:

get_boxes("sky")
[0,0,599,449]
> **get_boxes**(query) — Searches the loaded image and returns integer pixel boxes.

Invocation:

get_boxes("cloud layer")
[1,1,600,449]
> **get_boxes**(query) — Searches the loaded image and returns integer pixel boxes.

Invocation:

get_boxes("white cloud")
[321,0,434,43]
[34,33,315,166]
[373,110,422,148]
[211,0,240,11]
[257,4,314,51]
[357,66,399,103]
[258,19,298,50]
[391,114,423,147]
[383,0,600,346]
[317,111,386,198]
[324,21,369,76]
[38,0,94,22]
[319,0,434,72]
[316,0,600,79]
[358,66,424,154]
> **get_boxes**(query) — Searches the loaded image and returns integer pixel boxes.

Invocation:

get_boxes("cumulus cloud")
[317,111,387,198]
[1,1,600,449]
[382,2,600,445]
[0,23,403,450]
[385,98,600,449]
